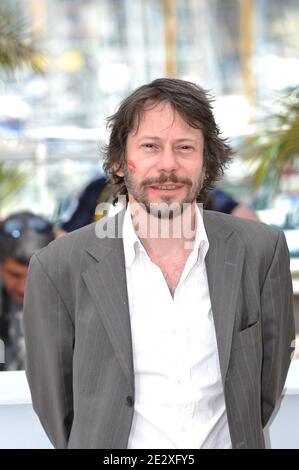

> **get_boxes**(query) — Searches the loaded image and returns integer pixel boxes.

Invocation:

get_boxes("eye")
[142,143,157,150]
[179,145,194,151]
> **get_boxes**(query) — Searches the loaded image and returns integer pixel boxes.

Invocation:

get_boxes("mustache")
[141,174,192,187]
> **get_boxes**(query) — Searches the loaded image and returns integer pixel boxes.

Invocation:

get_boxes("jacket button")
[126,396,134,407]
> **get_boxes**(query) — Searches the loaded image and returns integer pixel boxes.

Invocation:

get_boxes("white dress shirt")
[123,204,232,449]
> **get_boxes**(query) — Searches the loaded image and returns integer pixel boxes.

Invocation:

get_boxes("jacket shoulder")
[35,221,98,265]
[204,209,282,234]
[203,210,284,254]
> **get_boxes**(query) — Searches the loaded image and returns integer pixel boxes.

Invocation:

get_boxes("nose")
[155,146,179,173]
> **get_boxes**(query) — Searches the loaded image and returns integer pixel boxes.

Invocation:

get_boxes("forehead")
[131,101,201,138]
[2,257,28,274]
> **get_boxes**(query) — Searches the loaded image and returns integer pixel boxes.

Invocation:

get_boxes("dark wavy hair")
[103,78,234,204]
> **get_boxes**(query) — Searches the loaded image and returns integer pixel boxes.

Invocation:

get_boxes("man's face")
[0,258,28,305]
[122,101,205,218]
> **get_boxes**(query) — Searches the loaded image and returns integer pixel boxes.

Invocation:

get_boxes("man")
[0,211,54,370]
[23,78,295,449]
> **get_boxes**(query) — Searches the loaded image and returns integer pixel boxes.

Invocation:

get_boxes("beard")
[123,167,204,219]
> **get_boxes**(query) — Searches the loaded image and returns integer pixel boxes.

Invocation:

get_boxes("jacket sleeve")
[23,253,74,448]
[260,230,295,426]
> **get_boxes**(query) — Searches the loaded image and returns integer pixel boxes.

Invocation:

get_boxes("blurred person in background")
[59,175,107,233]
[206,187,259,220]
[23,78,294,449]
[0,211,55,371]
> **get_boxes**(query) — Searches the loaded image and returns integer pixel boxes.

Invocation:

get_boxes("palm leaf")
[0,7,44,72]
[0,7,43,211]
[241,87,299,189]
[0,162,27,206]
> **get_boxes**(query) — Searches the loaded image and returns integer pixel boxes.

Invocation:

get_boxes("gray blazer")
[23,210,295,449]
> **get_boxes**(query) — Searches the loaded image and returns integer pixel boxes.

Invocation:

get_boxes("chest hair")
[152,253,190,297]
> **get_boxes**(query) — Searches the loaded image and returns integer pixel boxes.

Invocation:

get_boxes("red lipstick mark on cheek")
[128,160,136,172]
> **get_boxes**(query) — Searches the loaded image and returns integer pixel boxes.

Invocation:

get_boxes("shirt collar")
[122,203,209,269]
[123,205,145,269]
[191,203,210,266]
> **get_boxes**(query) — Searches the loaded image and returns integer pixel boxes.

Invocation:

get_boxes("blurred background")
[0,0,299,277]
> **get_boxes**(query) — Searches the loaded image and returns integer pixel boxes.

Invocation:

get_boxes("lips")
[149,184,184,190]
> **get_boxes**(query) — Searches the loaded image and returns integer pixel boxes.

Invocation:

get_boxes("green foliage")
[0,7,44,72]
[0,6,44,211]
[241,87,299,189]
[0,162,27,209]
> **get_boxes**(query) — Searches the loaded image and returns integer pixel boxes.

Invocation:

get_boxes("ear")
[115,168,124,177]
[113,163,124,177]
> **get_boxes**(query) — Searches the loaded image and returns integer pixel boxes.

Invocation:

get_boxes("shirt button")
[126,396,134,407]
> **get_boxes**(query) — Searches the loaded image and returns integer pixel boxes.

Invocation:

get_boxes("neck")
[129,201,197,259]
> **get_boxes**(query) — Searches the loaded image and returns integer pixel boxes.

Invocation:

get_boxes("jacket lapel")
[82,211,134,387]
[204,211,245,382]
